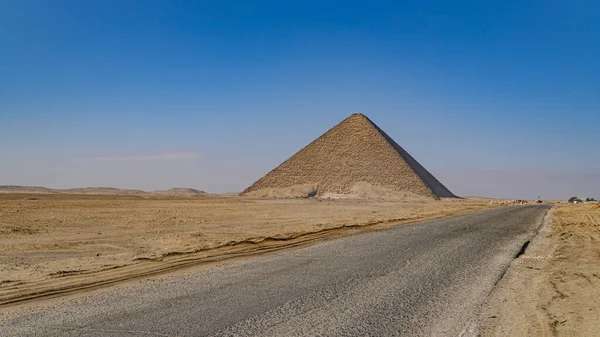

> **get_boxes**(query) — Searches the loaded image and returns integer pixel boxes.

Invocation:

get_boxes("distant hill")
[0,186,55,194]
[63,187,148,195]
[0,185,206,196]
[151,188,206,196]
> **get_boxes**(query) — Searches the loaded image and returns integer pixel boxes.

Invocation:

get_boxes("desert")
[1,112,596,336]
[3,2,598,335]
[1,112,478,305]
[0,191,493,305]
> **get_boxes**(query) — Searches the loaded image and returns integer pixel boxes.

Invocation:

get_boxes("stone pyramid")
[242,113,456,199]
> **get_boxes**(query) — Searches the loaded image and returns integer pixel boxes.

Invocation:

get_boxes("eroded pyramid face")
[242,113,456,199]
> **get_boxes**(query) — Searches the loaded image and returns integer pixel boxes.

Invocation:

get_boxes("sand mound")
[345,182,431,201]
[244,182,430,201]
[243,184,318,198]
[242,113,456,200]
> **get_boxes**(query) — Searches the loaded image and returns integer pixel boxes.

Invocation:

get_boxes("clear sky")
[1,0,599,199]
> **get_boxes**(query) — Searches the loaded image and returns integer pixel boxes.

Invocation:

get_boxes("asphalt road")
[0,204,550,337]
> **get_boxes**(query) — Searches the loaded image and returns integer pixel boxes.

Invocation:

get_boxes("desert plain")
[1,192,599,336]
[0,192,493,305]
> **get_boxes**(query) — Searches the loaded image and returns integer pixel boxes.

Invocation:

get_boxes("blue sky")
[1,0,599,199]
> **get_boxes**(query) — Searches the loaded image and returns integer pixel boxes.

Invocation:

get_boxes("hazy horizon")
[3,165,599,200]
[2,1,599,200]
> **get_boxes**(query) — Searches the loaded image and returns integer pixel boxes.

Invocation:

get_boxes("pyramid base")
[242,184,318,199]
[242,182,439,201]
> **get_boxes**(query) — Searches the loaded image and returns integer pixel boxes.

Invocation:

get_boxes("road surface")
[0,204,550,336]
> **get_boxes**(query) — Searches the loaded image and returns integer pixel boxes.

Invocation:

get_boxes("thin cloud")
[83,152,201,162]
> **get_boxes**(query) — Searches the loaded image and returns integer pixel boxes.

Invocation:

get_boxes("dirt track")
[0,194,493,306]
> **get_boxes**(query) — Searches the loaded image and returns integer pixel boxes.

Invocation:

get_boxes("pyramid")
[242,113,456,199]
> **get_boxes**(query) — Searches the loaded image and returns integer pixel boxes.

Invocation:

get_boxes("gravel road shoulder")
[480,204,600,336]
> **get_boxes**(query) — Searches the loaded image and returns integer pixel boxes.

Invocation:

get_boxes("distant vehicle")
[536,200,542,203]
[568,196,596,204]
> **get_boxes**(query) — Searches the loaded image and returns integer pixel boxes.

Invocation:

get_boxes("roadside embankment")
[481,203,600,336]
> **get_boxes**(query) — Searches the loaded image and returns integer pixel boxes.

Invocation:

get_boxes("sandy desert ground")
[481,203,600,336]
[0,193,494,305]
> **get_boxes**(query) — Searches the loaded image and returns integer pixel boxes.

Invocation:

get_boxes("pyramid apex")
[346,112,370,121]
